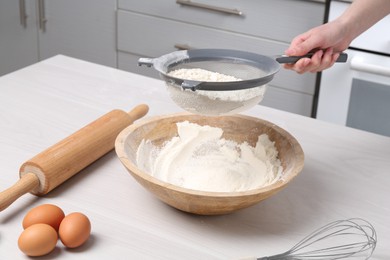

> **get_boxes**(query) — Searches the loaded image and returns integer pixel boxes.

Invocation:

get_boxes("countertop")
[0,55,389,259]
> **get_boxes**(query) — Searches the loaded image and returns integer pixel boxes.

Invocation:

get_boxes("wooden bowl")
[115,113,304,215]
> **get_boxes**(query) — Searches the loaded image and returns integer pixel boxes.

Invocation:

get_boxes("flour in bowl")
[136,121,283,192]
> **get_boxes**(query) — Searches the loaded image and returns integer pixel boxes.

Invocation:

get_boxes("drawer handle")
[174,44,192,50]
[176,0,243,16]
[38,0,47,32]
[19,0,27,28]
[351,57,390,78]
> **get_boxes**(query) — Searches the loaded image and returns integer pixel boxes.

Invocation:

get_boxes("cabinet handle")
[351,57,390,78]
[19,0,27,28]
[176,0,243,16]
[38,0,47,32]
[174,44,192,50]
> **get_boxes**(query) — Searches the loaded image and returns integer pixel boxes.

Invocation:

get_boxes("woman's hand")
[284,0,390,74]
[283,21,350,74]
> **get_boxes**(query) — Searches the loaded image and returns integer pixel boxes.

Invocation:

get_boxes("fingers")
[310,48,340,72]
[283,48,340,74]
[285,28,325,57]
[283,58,311,74]
[284,23,343,73]
[285,34,312,57]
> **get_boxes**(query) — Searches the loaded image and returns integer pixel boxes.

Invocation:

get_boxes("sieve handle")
[138,58,154,67]
[276,52,348,64]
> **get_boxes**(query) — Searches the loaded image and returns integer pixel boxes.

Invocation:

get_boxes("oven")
[316,0,390,137]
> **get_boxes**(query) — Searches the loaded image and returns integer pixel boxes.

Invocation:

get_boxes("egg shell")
[23,204,65,231]
[18,223,58,256]
[59,212,91,248]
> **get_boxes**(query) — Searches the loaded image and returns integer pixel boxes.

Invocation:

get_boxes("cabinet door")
[0,1,38,76]
[38,0,117,67]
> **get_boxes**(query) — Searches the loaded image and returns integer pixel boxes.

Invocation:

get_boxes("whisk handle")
[240,256,282,260]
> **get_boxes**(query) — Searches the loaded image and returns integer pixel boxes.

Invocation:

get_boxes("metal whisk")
[246,218,377,260]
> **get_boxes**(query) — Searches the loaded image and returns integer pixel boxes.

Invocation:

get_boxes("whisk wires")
[259,218,377,260]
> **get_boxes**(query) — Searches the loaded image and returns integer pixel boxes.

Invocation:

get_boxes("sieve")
[138,49,347,115]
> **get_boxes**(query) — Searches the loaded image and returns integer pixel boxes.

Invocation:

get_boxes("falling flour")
[136,121,283,192]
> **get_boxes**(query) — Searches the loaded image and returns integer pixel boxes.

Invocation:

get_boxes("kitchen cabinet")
[0,1,38,76]
[0,0,116,77]
[116,0,326,117]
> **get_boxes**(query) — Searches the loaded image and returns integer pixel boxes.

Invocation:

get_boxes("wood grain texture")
[20,106,148,195]
[0,173,39,211]
[116,113,304,215]
[0,105,148,211]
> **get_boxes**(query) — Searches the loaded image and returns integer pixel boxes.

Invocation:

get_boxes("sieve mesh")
[166,83,267,116]
[139,49,280,115]
[167,60,268,82]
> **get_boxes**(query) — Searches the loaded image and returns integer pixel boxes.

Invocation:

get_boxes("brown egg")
[18,223,58,256]
[59,212,91,248]
[22,204,65,231]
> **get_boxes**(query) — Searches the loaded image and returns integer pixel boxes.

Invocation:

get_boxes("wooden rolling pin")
[0,104,149,211]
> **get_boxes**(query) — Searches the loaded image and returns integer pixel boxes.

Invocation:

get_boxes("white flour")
[168,68,242,82]
[136,121,283,192]
[167,68,264,102]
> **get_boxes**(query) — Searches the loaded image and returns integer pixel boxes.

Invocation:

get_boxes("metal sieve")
[138,49,347,116]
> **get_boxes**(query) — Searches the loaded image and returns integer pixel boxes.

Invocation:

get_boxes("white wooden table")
[1,55,389,259]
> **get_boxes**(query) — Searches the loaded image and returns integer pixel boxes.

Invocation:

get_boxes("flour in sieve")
[168,68,242,82]
[167,68,265,102]
[136,121,283,192]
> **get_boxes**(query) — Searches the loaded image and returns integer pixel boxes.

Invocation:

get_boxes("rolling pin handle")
[0,104,148,212]
[127,104,149,122]
[0,173,39,212]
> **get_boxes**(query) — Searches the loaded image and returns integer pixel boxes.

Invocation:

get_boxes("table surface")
[0,55,389,260]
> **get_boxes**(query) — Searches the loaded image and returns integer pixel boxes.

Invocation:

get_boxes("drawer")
[117,11,317,95]
[118,0,324,43]
[261,86,313,116]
